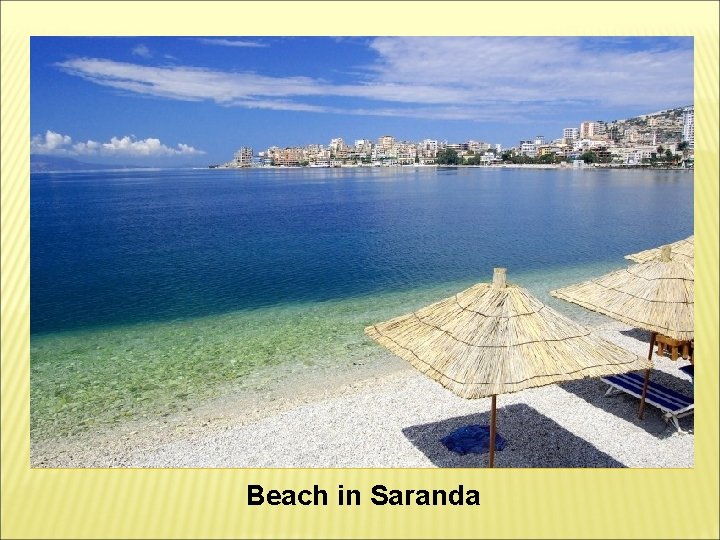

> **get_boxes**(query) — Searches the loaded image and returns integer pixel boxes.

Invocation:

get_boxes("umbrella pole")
[639,332,657,419]
[488,395,497,468]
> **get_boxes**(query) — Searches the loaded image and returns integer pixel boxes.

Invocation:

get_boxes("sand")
[30,321,694,468]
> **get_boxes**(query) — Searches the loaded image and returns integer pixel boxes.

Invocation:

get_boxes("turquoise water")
[30,167,693,438]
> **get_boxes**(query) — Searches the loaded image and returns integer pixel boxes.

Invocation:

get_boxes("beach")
[31,320,694,468]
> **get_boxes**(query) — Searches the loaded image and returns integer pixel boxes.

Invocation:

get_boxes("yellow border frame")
[2,2,718,538]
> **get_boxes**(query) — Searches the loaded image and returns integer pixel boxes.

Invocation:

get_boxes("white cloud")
[196,38,268,48]
[31,130,205,157]
[56,57,482,107]
[132,44,152,58]
[31,130,72,152]
[366,37,693,108]
[55,37,693,122]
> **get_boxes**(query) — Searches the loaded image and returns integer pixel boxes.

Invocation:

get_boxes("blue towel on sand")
[441,425,507,455]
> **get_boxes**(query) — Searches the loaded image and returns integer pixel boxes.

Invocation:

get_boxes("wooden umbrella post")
[639,332,657,419]
[488,395,497,468]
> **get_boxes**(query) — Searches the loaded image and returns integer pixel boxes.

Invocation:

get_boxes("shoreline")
[211,163,691,171]
[31,320,694,469]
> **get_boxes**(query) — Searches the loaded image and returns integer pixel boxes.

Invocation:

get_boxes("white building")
[353,139,373,158]
[519,141,537,157]
[612,145,664,165]
[682,106,694,147]
[419,139,438,157]
[467,140,491,153]
[377,135,395,151]
[354,139,372,150]
[330,138,346,153]
[563,128,579,144]
[232,146,253,167]
[422,139,438,151]
[480,152,502,165]
[574,139,607,152]
[396,145,416,165]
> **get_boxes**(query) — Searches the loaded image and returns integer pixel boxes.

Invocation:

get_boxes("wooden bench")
[654,334,693,363]
[602,372,694,432]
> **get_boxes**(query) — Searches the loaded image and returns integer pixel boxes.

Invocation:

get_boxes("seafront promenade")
[215,162,691,171]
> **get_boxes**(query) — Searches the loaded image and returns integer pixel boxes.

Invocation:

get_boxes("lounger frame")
[602,372,694,432]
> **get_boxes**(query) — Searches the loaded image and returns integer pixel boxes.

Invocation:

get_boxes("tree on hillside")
[677,141,690,162]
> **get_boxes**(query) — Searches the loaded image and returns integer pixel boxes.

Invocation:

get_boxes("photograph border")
[2,2,718,539]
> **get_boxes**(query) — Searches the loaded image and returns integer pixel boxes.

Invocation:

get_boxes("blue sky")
[31,36,693,166]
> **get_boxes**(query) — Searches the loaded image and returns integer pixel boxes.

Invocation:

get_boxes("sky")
[31,36,694,166]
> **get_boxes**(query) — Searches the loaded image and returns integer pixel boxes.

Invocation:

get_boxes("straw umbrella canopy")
[550,245,693,418]
[365,268,650,467]
[625,235,694,264]
[551,245,694,342]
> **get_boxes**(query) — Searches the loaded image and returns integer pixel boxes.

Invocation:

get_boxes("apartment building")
[231,146,253,167]
[467,140,491,153]
[519,140,537,157]
[563,128,579,145]
[682,106,694,147]
[272,147,304,166]
[330,138,347,154]
[354,139,374,155]
[377,135,395,151]
[419,139,438,158]
[396,145,417,165]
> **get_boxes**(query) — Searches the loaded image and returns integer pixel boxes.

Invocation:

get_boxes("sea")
[30,166,694,438]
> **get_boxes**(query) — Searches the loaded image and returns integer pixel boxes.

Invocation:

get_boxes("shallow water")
[30,167,693,438]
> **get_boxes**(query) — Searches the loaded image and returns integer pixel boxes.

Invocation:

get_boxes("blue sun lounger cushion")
[602,372,694,432]
[441,424,507,455]
[679,364,694,384]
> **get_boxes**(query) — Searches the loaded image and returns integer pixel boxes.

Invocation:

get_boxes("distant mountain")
[30,154,149,173]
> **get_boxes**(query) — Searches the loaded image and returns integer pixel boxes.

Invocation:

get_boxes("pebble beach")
[31,321,694,469]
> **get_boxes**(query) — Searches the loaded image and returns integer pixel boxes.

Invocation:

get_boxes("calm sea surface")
[30,167,693,437]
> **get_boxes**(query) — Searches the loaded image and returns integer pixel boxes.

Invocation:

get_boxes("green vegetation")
[500,151,563,165]
[677,141,690,162]
[435,148,462,165]
[464,154,484,165]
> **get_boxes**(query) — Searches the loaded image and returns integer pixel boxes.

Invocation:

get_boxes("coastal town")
[213,105,694,169]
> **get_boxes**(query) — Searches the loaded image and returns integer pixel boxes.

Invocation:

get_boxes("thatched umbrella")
[625,235,694,264]
[365,268,650,467]
[551,245,693,418]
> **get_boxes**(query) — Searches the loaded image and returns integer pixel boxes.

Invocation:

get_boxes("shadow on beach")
[558,372,694,438]
[619,327,654,345]
[402,404,626,468]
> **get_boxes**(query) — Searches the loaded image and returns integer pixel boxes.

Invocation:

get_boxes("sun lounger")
[678,364,694,384]
[602,372,694,432]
